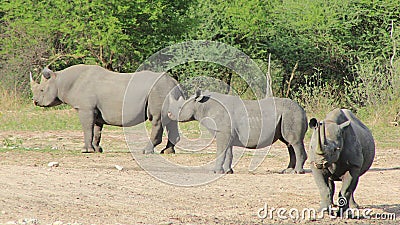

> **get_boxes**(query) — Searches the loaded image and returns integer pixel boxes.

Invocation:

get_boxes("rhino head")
[309,118,350,169]
[30,68,63,107]
[167,90,209,122]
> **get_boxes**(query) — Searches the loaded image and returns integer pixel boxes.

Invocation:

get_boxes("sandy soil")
[0,128,399,224]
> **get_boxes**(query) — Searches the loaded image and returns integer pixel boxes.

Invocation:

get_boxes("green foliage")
[0,0,194,95]
[2,137,23,149]
[0,0,399,111]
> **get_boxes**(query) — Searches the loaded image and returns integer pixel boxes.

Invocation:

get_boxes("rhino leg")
[78,109,96,153]
[143,117,163,154]
[281,141,306,174]
[339,169,360,210]
[311,164,333,211]
[160,120,179,154]
[328,177,335,207]
[292,142,307,174]
[93,122,103,153]
[349,193,359,208]
[281,142,296,173]
[223,146,234,174]
[214,133,231,174]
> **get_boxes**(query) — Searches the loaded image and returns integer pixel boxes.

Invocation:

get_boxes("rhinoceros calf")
[309,109,375,211]
[167,90,308,174]
[30,64,181,153]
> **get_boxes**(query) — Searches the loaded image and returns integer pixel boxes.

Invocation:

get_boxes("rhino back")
[57,65,169,126]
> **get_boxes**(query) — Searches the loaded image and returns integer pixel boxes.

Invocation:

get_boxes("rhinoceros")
[308,109,375,211]
[30,64,181,153]
[167,90,308,174]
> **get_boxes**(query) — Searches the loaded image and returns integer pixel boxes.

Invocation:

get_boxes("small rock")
[115,165,123,171]
[52,221,63,225]
[48,162,59,167]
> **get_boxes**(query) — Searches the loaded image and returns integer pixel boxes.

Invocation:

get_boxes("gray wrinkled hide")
[167,90,308,174]
[31,64,181,153]
[309,109,375,211]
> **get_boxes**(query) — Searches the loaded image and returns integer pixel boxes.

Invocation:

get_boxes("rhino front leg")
[311,164,332,211]
[143,117,163,154]
[328,177,335,206]
[339,169,360,210]
[93,122,103,153]
[161,120,179,154]
[349,193,359,209]
[78,109,96,153]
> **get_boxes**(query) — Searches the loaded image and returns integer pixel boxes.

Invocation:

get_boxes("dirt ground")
[0,128,399,224]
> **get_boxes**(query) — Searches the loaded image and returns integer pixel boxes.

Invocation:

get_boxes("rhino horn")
[30,72,38,87]
[320,121,326,146]
[315,121,325,155]
[339,120,351,129]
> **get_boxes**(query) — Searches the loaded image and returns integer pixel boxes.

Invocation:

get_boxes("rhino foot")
[94,146,103,153]
[160,147,175,154]
[213,169,233,174]
[281,168,294,174]
[81,148,95,153]
[225,169,234,174]
[349,202,359,209]
[213,169,225,174]
[281,168,305,174]
[142,148,155,154]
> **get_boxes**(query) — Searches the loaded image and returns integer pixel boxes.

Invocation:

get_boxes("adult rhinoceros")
[308,109,375,212]
[167,90,308,174]
[30,64,181,154]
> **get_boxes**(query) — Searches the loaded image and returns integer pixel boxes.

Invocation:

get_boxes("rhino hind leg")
[93,123,104,153]
[223,146,234,174]
[279,138,306,174]
[282,143,296,174]
[213,133,232,174]
[291,142,307,174]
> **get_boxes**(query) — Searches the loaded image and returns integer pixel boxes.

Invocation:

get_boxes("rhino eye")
[335,147,341,151]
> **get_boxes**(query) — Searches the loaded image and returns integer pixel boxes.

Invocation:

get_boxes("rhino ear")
[339,120,351,130]
[42,67,56,79]
[309,118,319,129]
[195,90,211,103]
[195,89,203,102]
